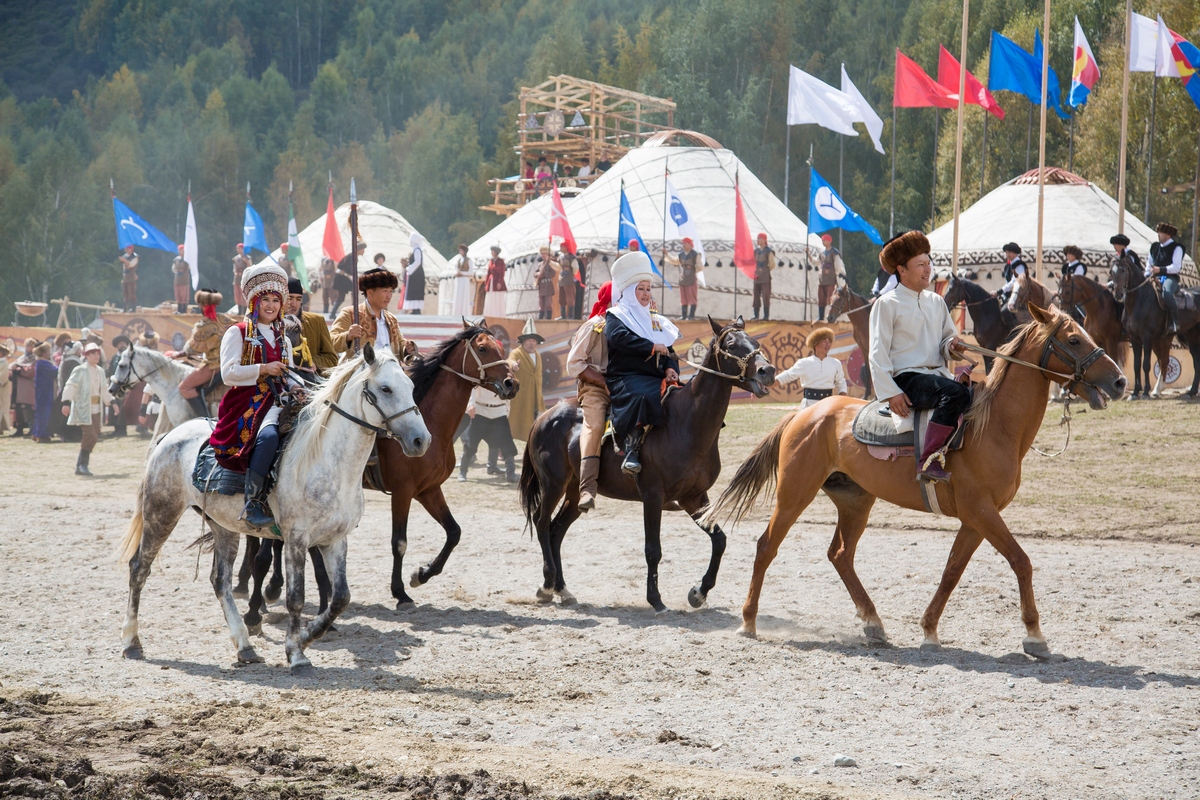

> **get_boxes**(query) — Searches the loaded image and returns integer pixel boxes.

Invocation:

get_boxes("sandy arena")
[1,400,1198,799]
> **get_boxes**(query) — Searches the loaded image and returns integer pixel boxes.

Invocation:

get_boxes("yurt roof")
[256,200,450,279]
[470,146,814,262]
[927,168,1195,274]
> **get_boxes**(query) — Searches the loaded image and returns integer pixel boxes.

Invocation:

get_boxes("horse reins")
[323,364,421,441]
[439,335,509,392]
[685,329,762,382]
[113,349,173,393]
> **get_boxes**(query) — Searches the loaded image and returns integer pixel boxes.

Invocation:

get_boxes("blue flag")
[988,30,1069,120]
[618,187,656,274]
[113,197,177,253]
[807,168,884,245]
[243,202,271,255]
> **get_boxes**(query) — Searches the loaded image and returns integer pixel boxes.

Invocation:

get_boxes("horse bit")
[686,328,762,383]
[439,334,510,392]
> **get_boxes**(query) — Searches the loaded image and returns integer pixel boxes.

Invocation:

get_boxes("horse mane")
[963,314,1057,437]
[956,276,991,303]
[406,325,492,404]
[287,352,374,478]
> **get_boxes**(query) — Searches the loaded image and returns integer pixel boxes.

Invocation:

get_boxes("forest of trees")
[0,0,1197,319]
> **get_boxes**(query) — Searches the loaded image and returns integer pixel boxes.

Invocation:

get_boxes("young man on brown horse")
[869,231,971,483]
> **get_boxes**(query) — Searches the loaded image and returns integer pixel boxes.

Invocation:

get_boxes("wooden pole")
[1035,1,1052,281]
[1145,75,1158,223]
[1118,0,1132,234]
[350,178,360,354]
[805,145,814,320]
[1026,101,1034,172]
[951,0,970,274]
[1193,127,1200,260]
[783,123,791,207]
[661,161,668,313]
[1068,114,1075,173]
[838,134,844,253]
[980,112,989,196]
[931,109,940,226]
[890,105,897,237]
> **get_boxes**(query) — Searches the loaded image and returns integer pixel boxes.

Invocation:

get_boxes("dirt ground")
[1,397,1198,799]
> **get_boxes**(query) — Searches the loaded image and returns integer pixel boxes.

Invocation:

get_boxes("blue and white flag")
[807,168,884,245]
[664,177,705,286]
[113,196,177,253]
[618,187,653,271]
[243,202,271,255]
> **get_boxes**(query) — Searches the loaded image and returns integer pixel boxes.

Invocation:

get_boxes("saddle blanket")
[851,399,966,459]
[191,444,283,539]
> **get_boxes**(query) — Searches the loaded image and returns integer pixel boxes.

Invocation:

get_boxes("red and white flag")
[548,181,577,255]
[733,174,756,282]
[322,184,344,261]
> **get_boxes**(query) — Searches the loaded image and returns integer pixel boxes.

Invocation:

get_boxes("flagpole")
[733,171,739,319]
[1068,115,1075,173]
[838,135,844,253]
[784,124,791,207]
[1144,75,1158,222]
[1035,2,1051,281]
[661,162,668,314]
[889,105,897,237]
[951,0,970,275]
[805,144,814,321]
[931,109,940,227]
[1192,128,1200,260]
[980,114,989,196]
[1026,102,1034,172]
[350,178,360,354]
[1117,0,1132,234]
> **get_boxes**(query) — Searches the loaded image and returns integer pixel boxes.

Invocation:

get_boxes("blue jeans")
[1161,276,1179,312]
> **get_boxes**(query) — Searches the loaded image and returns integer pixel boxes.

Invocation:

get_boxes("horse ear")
[363,341,376,365]
[1027,302,1053,325]
[461,317,471,330]
[734,315,745,329]
[708,315,722,335]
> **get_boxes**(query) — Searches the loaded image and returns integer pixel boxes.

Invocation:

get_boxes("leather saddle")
[852,399,967,461]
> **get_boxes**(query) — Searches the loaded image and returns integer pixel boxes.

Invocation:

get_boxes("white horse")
[108,345,224,437]
[117,343,430,673]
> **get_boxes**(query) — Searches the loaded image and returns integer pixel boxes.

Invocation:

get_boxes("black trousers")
[893,371,971,428]
[462,415,517,470]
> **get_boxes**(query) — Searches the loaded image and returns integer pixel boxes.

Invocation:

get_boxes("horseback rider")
[868,231,970,483]
[330,267,416,360]
[775,326,846,408]
[996,242,1026,307]
[605,252,680,476]
[566,281,613,511]
[284,278,339,373]
[1060,246,1088,319]
[1149,222,1185,333]
[177,289,233,419]
[1110,233,1142,280]
[870,263,897,298]
[209,264,297,529]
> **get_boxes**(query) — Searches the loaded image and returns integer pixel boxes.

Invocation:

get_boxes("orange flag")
[733,174,756,281]
[322,184,344,261]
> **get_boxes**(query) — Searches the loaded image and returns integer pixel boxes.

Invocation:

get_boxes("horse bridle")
[112,348,171,394]
[439,334,510,394]
[963,316,1106,396]
[324,373,421,441]
[687,328,763,383]
[1110,262,1153,302]
[829,288,871,321]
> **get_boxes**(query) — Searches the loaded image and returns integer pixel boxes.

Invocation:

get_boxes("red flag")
[937,45,1006,120]
[733,175,756,281]
[321,184,344,261]
[894,49,959,109]
[548,181,577,255]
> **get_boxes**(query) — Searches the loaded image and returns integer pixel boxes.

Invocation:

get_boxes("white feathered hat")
[241,263,289,306]
[611,251,655,298]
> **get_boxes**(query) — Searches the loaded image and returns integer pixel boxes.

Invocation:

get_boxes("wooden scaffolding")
[481,75,676,216]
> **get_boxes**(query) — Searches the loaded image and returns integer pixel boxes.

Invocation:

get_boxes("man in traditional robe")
[506,320,545,441]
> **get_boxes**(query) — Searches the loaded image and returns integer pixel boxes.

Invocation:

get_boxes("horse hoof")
[264,585,282,603]
[687,586,707,609]
[736,625,758,640]
[1022,638,1051,660]
[863,625,889,644]
[535,587,555,604]
[246,622,262,637]
[122,645,144,660]
[232,587,249,600]
[237,647,263,664]
[409,570,426,589]
[919,639,942,653]
[557,590,577,606]
[289,657,314,676]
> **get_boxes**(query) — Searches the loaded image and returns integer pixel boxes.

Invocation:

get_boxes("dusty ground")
[1,397,1199,799]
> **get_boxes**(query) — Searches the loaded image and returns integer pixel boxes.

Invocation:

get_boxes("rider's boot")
[1168,309,1180,334]
[186,395,208,418]
[917,422,955,483]
[241,425,279,530]
[621,429,644,476]
[578,456,600,511]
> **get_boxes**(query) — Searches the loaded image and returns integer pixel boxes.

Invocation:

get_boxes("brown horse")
[1006,273,1054,324]
[519,317,775,612]
[707,305,1126,658]
[378,324,517,607]
[826,285,874,398]
[1057,274,1127,366]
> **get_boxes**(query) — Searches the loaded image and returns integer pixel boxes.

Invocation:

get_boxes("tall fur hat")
[195,289,223,307]
[1063,245,1083,260]
[358,267,399,292]
[879,230,931,274]
[1110,234,1130,246]
[805,326,835,350]
[1156,222,1179,238]
[610,250,655,297]
[241,263,288,306]
[139,331,160,350]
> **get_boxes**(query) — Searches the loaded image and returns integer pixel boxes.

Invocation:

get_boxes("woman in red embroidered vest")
[209,263,293,529]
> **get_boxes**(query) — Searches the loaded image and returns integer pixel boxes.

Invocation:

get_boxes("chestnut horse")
[707,305,1126,658]
[378,324,517,607]
[826,285,874,398]
[1057,274,1127,367]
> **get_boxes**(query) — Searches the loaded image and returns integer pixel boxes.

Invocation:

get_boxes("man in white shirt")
[997,242,1026,305]
[775,326,846,407]
[1149,222,1185,333]
[458,385,518,482]
[868,231,969,483]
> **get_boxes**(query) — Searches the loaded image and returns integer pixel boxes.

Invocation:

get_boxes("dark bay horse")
[1111,258,1177,398]
[1058,274,1127,367]
[520,317,775,612]
[378,324,516,607]
[827,285,874,398]
[708,305,1126,657]
[941,273,1015,373]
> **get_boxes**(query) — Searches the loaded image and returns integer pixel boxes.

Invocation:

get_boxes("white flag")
[1129,13,1159,73]
[184,197,199,290]
[840,64,885,154]
[1155,15,1180,78]
[664,177,706,287]
[787,65,861,136]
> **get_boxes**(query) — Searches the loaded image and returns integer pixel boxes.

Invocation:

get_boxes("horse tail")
[118,478,147,564]
[704,411,794,527]
[518,441,542,540]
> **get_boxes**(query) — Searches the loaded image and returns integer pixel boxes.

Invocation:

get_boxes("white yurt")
[470,137,825,320]
[257,200,450,312]
[927,168,1196,291]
